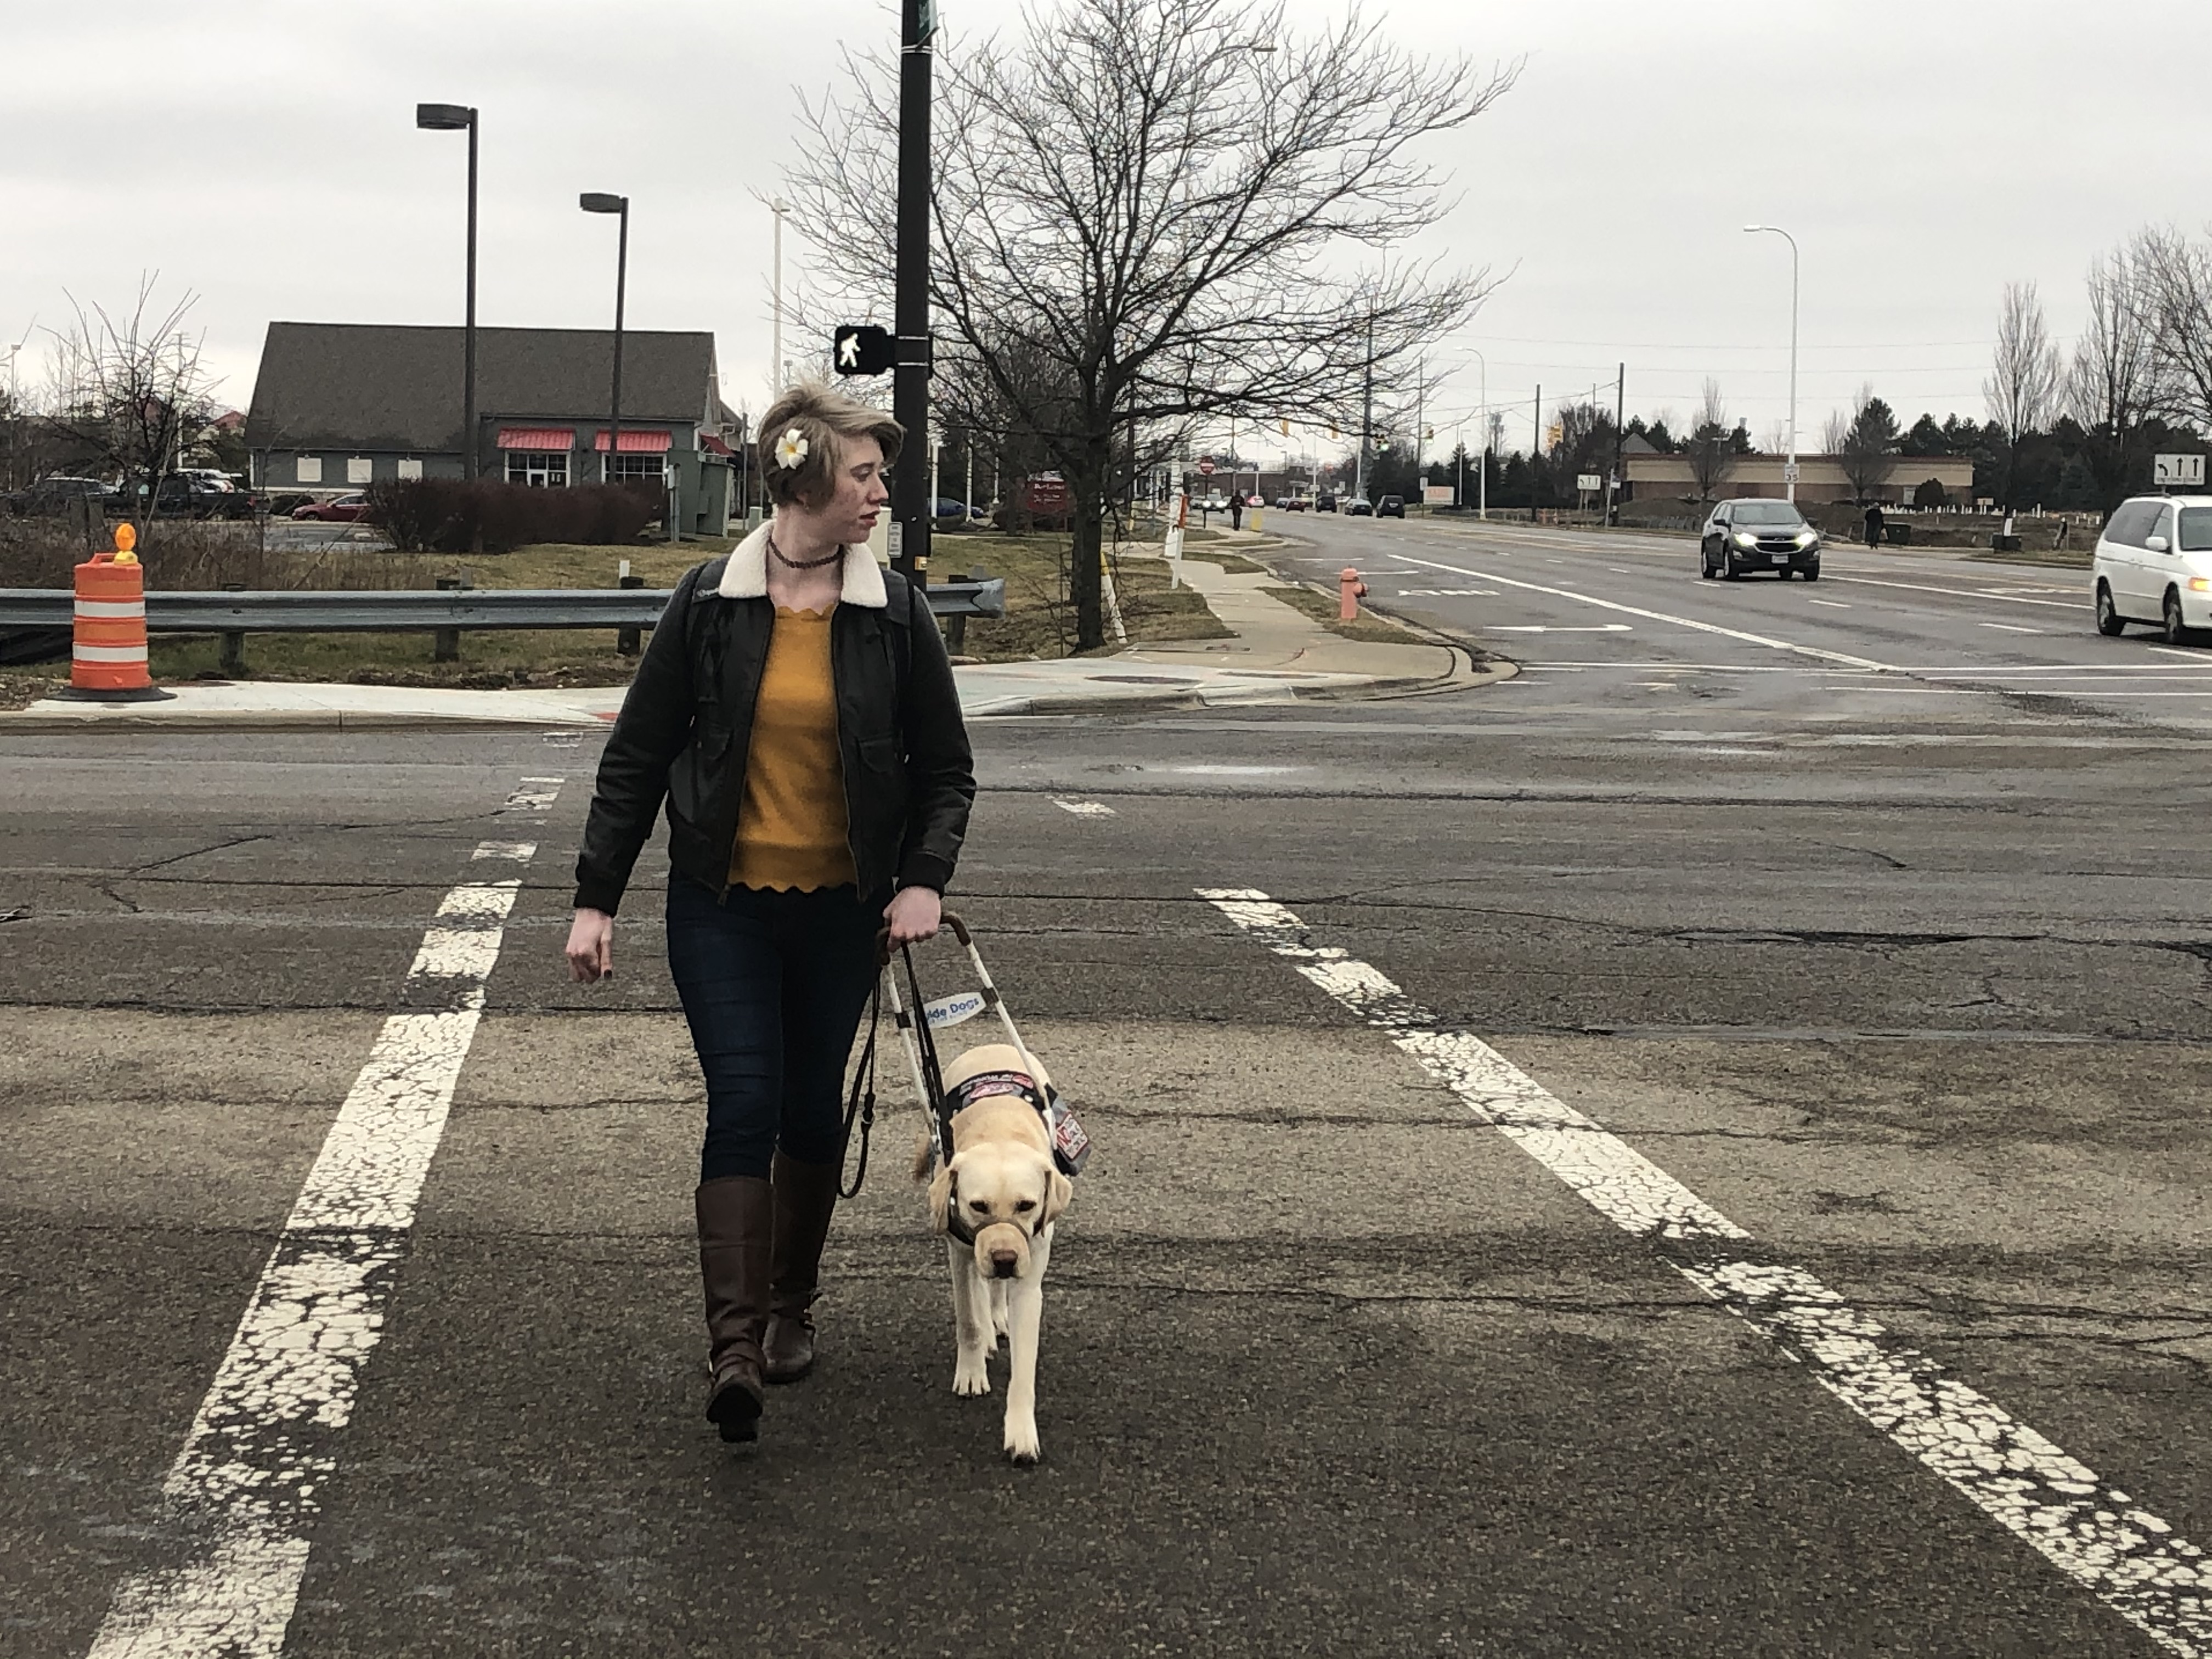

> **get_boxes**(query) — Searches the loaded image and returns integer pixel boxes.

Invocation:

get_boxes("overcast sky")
[8,0,2211,460]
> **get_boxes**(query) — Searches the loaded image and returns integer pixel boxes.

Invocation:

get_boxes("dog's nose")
[989,1250,1019,1278]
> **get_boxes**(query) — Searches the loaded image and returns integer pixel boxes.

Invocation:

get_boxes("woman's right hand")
[566,908,616,983]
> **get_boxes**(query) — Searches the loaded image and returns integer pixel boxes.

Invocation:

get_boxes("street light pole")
[581,194,630,484]
[415,103,479,478]
[891,0,935,583]
[1744,224,1799,503]
[770,198,788,402]
[1468,348,1487,520]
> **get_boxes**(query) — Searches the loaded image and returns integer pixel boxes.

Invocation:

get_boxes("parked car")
[1699,498,1822,579]
[1375,494,1405,518]
[292,492,371,522]
[136,475,260,518]
[4,476,118,516]
[2094,494,2212,644]
[1284,496,1309,511]
[1345,495,1374,516]
[1314,491,1337,512]
[933,496,980,523]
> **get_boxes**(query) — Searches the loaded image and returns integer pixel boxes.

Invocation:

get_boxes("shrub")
[1912,477,1949,509]
[365,478,659,553]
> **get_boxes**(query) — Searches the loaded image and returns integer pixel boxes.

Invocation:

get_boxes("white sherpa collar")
[715,520,888,608]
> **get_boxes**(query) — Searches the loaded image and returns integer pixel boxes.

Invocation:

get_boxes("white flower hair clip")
[775,427,810,470]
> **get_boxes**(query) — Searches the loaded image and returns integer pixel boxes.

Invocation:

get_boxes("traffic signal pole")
[891,0,934,583]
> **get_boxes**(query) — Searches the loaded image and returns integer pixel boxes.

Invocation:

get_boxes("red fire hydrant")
[1339,567,1367,622]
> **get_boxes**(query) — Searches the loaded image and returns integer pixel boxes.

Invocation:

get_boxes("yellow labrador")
[916,1041,1074,1465]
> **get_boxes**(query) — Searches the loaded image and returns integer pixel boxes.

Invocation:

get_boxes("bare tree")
[1819,405,1852,457]
[2128,225,2212,435]
[2066,245,2156,509]
[785,0,1516,647]
[1683,377,1733,500]
[40,277,220,541]
[1982,280,2060,511]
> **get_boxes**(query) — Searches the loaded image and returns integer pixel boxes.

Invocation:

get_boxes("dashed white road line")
[84,804,557,1659]
[1052,798,1117,816]
[1201,887,2212,1658]
[1809,599,1852,609]
[1980,622,2045,634]
[1822,573,2084,610]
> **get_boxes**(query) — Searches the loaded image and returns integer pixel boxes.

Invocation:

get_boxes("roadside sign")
[1576,473,1601,492]
[1423,484,1455,506]
[2154,453,2207,488]
[1782,461,1801,483]
[1197,458,1216,476]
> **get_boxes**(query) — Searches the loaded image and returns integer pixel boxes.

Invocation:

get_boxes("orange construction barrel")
[59,523,173,703]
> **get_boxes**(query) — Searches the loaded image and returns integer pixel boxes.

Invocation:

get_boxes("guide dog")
[916,1041,1074,1465]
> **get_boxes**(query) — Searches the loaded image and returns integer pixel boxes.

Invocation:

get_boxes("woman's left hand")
[884,885,943,946]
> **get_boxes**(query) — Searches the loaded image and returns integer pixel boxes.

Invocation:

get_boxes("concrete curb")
[0,707,607,733]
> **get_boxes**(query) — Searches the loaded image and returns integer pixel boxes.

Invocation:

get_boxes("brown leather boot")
[762,1149,841,1384]
[695,1176,773,1442]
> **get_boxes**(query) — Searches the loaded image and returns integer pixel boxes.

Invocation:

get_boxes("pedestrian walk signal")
[833,325,895,376]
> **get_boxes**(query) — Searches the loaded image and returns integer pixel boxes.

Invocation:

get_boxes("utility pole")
[770,199,788,404]
[1356,313,1374,500]
[1605,362,1624,525]
[1532,383,1541,520]
[891,0,935,582]
[1413,356,1424,504]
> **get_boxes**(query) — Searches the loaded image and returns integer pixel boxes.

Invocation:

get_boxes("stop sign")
[1197,458,1216,476]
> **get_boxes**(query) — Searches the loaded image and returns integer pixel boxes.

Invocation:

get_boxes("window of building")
[507,451,568,488]
[607,453,668,487]
[396,458,423,482]
[296,456,323,484]
[347,457,373,484]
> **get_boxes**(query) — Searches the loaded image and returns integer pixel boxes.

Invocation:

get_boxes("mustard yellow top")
[728,607,859,891]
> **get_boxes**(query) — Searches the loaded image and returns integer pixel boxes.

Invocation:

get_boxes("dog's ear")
[927,1155,958,1235]
[1042,1166,1073,1225]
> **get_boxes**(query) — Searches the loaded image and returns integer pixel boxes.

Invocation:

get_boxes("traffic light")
[833,325,895,376]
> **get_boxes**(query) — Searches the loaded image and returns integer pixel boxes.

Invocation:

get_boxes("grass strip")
[1260,583,1431,645]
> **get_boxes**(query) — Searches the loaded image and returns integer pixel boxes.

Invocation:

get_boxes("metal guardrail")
[0,579,1006,633]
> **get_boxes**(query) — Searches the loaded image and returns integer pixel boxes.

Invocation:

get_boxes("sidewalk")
[0,538,1506,731]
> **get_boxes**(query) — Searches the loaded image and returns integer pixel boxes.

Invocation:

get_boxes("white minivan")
[2094,495,2212,644]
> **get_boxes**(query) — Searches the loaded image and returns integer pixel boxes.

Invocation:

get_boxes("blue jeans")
[663,876,885,1183]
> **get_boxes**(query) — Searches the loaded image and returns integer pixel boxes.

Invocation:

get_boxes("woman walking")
[565,382,975,1444]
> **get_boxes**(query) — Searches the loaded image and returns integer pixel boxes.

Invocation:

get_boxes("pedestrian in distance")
[1864,500,1886,549]
[566,381,977,1447]
[1228,489,1244,532]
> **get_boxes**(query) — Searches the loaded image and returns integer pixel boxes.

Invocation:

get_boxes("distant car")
[1345,495,1374,517]
[1699,498,1822,579]
[1285,496,1309,511]
[2094,494,2212,643]
[1314,492,1337,513]
[292,492,371,522]
[932,496,979,523]
[1375,494,1405,518]
[5,476,117,516]
[1197,492,1229,512]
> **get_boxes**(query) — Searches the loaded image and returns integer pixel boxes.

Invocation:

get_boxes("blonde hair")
[758,380,904,508]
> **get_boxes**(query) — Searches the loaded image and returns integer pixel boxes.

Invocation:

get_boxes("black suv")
[1376,494,1406,518]
[1315,490,1338,512]
[1699,498,1822,579]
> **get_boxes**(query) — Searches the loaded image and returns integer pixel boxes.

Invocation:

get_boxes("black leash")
[838,971,879,1200]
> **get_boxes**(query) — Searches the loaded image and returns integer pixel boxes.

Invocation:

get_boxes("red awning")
[699,432,735,456]
[496,427,574,452]
[593,428,672,454]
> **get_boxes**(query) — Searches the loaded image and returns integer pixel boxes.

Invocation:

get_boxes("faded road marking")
[1201,887,2212,1658]
[1052,799,1117,817]
[85,797,560,1659]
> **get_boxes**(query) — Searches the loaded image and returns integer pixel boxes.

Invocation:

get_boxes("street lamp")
[770,198,789,402]
[1743,223,1799,503]
[1468,348,1487,520]
[581,192,630,485]
[416,102,479,479]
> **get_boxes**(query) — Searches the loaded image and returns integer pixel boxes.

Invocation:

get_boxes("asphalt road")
[4,527,2208,1657]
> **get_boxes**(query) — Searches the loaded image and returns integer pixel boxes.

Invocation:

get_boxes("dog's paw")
[1003,1418,1042,1467]
[953,1355,992,1397]
[991,1313,1010,1345]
